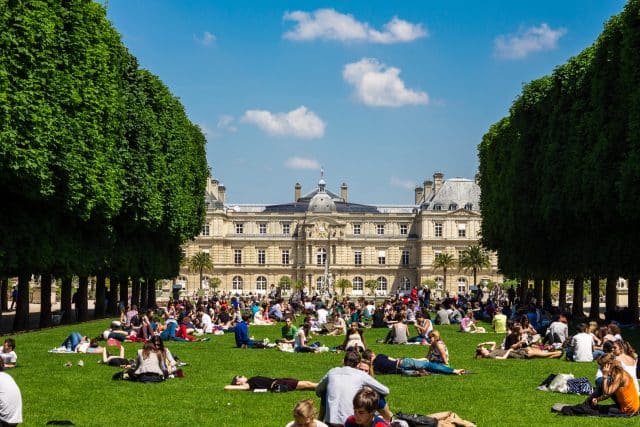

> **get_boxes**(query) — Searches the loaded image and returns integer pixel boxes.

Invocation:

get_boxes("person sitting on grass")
[279,317,298,344]
[0,339,17,368]
[361,350,466,376]
[460,311,485,333]
[492,307,507,333]
[475,341,563,359]
[234,313,267,349]
[326,312,347,336]
[285,399,328,427]
[343,322,367,352]
[344,386,390,427]
[0,359,22,426]
[127,341,165,383]
[554,353,639,416]
[223,375,317,392]
[150,336,177,376]
[426,330,450,365]
[295,323,320,353]
[408,311,432,344]
[384,317,409,345]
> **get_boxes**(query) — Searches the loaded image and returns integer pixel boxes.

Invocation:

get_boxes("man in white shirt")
[568,323,594,362]
[0,359,22,425]
[0,339,17,368]
[545,315,569,348]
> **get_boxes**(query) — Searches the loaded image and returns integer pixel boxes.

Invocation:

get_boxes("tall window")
[464,203,473,211]
[259,223,267,234]
[435,223,443,237]
[457,278,467,294]
[400,276,411,291]
[201,224,210,236]
[317,248,327,266]
[353,277,363,292]
[316,277,325,291]
[282,223,290,235]
[377,277,388,294]
[354,250,362,266]
[234,249,242,265]
[282,249,290,265]
[232,276,243,292]
[376,224,385,235]
[257,249,266,265]
[256,276,267,292]
[401,250,410,265]
[400,224,408,235]
[353,224,361,235]
[458,223,466,237]
[378,250,386,265]
[434,204,442,211]
[235,223,243,234]
[449,203,458,211]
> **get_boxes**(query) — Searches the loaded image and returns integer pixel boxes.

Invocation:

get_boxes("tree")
[365,279,378,297]
[188,252,213,290]
[293,279,306,294]
[433,253,456,294]
[209,277,221,294]
[459,245,490,288]
[335,278,351,296]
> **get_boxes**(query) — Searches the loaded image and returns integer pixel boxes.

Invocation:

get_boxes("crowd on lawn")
[1,284,639,426]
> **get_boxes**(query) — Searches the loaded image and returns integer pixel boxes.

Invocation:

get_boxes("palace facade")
[178,172,503,297]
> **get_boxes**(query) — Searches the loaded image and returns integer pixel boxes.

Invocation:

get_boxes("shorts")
[273,378,298,391]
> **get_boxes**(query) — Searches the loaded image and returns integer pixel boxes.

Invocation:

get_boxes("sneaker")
[64,361,72,368]
[77,360,84,367]
[551,403,568,413]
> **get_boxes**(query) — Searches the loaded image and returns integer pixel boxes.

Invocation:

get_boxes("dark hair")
[4,338,15,350]
[353,386,379,412]
[343,351,361,368]
[231,375,242,385]
[361,349,374,363]
[602,340,615,353]
[577,323,588,333]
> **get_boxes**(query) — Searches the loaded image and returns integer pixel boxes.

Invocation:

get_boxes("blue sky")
[105,0,626,204]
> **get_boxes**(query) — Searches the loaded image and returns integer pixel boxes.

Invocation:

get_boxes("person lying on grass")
[100,341,133,368]
[223,375,317,392]
[361,350,466,376]
[475,341,562,359]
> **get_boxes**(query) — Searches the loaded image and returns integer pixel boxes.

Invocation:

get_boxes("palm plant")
[458,245,490,288]
[335,278,351,296]
[365,279,378,296]
[188,252,214,289]
[433,253,456,293]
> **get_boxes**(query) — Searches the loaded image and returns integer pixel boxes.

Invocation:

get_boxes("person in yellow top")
[491,307,507,334]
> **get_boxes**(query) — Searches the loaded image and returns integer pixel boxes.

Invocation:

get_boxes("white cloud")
[285,157,321,170]
[217,115,237,132]
[343,58,429,107]
[390,176,417,190]
[195,31,216,46]
[241,106,326,139]
[283,9,427,44]
[494,23,566,59]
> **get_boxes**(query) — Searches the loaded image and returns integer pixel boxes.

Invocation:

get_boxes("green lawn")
[6,320,639,426]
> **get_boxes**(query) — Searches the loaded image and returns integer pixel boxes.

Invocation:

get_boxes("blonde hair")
[429,330,441,341]
[293,399,317,420]
[588,321,598,334]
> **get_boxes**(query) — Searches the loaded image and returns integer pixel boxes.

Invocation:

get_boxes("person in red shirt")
[344,387,390,427]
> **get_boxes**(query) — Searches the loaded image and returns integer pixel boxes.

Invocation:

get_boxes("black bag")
[271,383,291,393]
[394,412,438,427]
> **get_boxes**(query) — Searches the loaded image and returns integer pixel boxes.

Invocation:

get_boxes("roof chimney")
[340,183,348,202]
[294,183,301,202]
[433,172,444,194]
[218,184,226,203]
[414,186,424,204]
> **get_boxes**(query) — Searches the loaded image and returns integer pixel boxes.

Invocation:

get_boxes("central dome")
[308,177,336,213]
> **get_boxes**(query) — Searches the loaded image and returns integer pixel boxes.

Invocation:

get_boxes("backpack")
[394,412,438,427]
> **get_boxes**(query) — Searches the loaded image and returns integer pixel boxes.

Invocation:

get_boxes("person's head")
[597,353,622,374]
[231,375,248,385]
[151,336,166,352]
[602,340,615,354]
[357,361,371,374]
[3,339,15,352]
[350,322,359,331]
[607,323,621,336]
[242,313,251,322]
[352,386,380,425]
[343,350,361,368]
[612,340,624,356]
[475,345,489,358]
[428,330,440,342]
[577,323,588,333]
[291,399,318,427]
[89,338,99,348]
[361,349,375,363]
[142,341,156,358]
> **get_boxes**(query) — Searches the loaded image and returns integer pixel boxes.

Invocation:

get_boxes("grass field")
[5,319,639,426]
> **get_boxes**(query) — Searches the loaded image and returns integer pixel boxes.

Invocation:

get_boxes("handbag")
[394,412,438,427]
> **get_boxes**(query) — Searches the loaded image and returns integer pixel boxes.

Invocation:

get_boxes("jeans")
[398,358,454,375]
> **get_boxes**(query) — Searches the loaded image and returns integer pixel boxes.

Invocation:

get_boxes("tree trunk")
[61,276,73,324]
[107,276,118,315]
[0,277,7,313]
[119,276,129,310]
[534,278,542,304]
[39,274,52,328]
[13,273,31,331]
[94,274,106,319]
[572,276,585,319]
[558,278,567,311]
[518,278,527,303]
[543,278,552,310]
[77,276,89,322]
[605,275,617,322]
[139,278,148,310]
[628,276,638,325]
[131,279,140,308]
[147,278,156,308]
[589,275,600,320]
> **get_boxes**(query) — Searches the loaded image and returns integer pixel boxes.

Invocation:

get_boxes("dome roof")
[308,191,336,213]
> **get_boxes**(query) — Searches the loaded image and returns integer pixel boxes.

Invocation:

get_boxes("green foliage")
[433,253,456,290]
[334,278,351,296]
[364,279,378,296]
[278,276,292,290]
[188,252,213,289]
[458,245,490,287]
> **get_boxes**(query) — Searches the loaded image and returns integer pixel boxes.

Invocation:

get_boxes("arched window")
[353,277,363,292]
[256,276,267,292]
[232,276,243,292]
[316,248,327,266]
[377,276,388,294]
[400,276,411,291]
[316,276,325,291]
[457,277,466,294]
